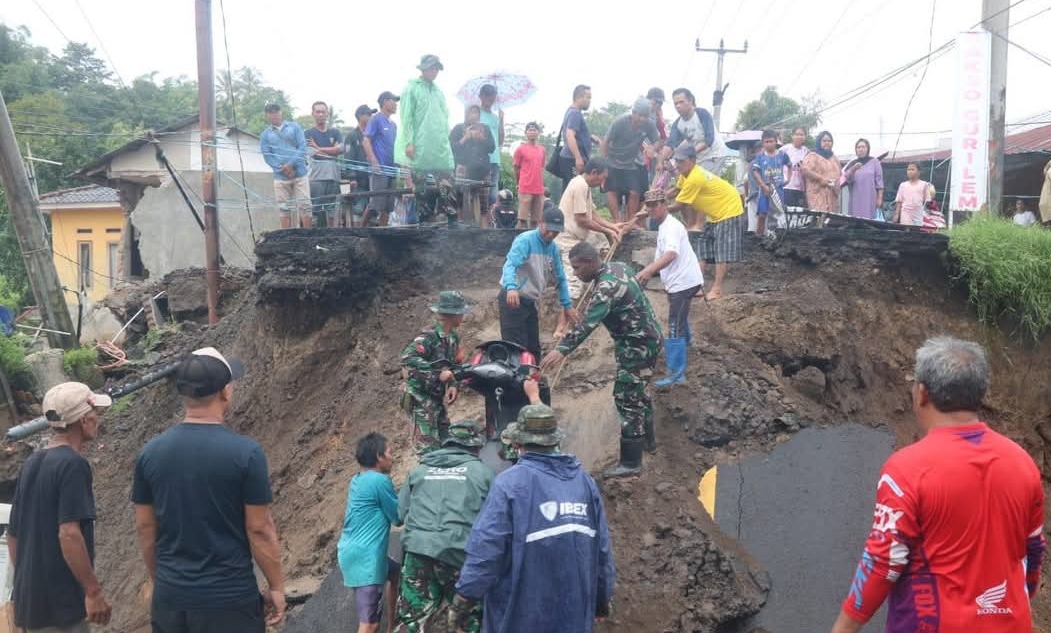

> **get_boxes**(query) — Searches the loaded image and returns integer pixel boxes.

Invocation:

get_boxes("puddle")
[699,424,895,633]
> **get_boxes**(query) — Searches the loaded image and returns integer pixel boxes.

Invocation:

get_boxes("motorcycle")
[429,339,551,472]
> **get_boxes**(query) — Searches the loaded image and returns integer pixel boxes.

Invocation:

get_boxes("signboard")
[950,30,992,214]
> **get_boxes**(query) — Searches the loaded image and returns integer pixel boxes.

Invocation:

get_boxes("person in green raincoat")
[395,54,455,175]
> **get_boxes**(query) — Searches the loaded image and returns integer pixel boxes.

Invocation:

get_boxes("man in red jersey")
[831,336,1045,633]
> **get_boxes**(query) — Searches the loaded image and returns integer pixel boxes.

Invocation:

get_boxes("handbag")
[545,111,568,177]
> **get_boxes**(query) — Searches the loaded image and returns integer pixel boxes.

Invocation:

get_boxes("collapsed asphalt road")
[702,424,895,633]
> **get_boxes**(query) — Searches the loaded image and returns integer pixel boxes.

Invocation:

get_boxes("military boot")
[603,437,644,478]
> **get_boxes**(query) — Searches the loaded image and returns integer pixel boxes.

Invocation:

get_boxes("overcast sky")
[3,0,1050,154]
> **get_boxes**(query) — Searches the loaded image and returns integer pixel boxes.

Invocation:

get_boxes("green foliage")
[499,152,515,191]
[0,334,34,392]
[734,86,822,135]
[947,216,1051,340]
[0,273,25,311]
[585,102,630,140]
[217,66,295,133]
[106,392,134,415]
[62,346,103,389]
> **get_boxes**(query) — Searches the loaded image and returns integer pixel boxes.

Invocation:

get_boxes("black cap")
[355,104,377,118]
[541,204,565,231]
[646,87,666,104]
[377,91,400,107]
[174,347,244,398]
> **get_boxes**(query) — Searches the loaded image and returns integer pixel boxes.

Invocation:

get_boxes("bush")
[947,216,1051,340]
[0,334,34,392]
[62,346,104,389]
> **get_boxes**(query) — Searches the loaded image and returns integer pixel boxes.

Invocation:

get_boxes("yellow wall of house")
[49,207,124,304]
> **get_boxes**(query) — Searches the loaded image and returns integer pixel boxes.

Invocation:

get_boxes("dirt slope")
[5,226,1051,633]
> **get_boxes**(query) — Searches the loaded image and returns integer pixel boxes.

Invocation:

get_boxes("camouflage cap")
[430,290,469,315]
[643,189,665,204]
[504,404,564,446]
[443,420,484,448]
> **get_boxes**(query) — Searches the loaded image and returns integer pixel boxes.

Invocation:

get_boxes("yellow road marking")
[698,466,717,518]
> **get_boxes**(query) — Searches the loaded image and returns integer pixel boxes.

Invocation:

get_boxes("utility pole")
[694,38,748,130]
[983,0,1008,215]
[0,90,77,350]
[195,0,220,324]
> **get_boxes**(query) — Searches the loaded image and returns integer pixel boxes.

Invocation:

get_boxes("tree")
[734,86,821,136]
[217,67,293,132]
[585,101,629,141]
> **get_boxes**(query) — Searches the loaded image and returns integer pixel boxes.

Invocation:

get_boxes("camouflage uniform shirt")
[401,321,463,400]
[556,262,663,367]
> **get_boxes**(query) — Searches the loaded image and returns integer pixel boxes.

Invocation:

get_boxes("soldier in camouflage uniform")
[499,378,559,463]
[540,241,662,478]
[396,421,492,633]
[400,291,469,453]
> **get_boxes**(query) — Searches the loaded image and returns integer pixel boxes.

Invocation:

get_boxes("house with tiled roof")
[38,184,123,304]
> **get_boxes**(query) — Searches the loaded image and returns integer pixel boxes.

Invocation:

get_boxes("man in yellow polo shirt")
[666,145,743,300]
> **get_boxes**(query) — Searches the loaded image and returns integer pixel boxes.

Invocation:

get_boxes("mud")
[4,225,1051,633]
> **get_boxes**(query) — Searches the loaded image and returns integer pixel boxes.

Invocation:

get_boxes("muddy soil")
[4,226,1051,633]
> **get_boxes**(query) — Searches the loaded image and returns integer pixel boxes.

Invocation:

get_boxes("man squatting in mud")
[400,291,469,453]
[541,241,663,478]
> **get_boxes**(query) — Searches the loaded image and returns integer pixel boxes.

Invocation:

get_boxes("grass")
[107,392,135,415]
[0,334,34,392]
[62,346,104,389]
[947,216,1051,340]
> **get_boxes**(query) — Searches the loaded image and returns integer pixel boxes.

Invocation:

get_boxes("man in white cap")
[132,347,286,632]
[9,381,113,632]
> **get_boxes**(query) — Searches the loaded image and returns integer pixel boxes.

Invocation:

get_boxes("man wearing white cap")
[132,347,286,632]
[9,381,113,632]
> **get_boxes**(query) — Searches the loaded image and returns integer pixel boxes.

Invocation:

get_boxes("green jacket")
[394,77,454,172]
[398,447,493,567]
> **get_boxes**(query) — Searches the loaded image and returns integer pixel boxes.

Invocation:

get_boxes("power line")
[71,0,130,92]
[892,0,939,155]
[784,0,861,96]
[217,0,257,243]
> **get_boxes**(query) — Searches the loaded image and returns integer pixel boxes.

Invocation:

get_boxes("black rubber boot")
[603,437,644,478]
[643,419,657,453]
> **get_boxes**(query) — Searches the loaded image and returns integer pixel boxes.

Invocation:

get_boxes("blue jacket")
[260,121,308,180]
[500,229,572,307]
[455,452,615,633]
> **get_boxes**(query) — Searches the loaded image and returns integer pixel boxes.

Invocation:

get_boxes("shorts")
[694,214,744,264]
[310,179,341,214]
[273,176,310,218]
[354,557,401,624]
[369,174,396,214]
[518,192,544,221]
[150,598,265,633]
[756,186,784,216]
[604,167,643,196]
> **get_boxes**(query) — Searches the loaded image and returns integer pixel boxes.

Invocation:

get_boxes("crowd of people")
[9,335,1045,633]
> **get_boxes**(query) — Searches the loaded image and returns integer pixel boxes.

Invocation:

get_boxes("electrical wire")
[217,0,257,243]
[892,0,939,156]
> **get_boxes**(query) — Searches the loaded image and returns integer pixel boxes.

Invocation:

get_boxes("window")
[107,242,120,289]
[77,241,92,290]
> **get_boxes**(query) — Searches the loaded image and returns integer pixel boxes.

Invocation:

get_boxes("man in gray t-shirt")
[601,98,659,222]
[305,101,344,227]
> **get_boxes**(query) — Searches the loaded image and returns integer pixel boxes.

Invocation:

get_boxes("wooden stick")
[550,241,619,389]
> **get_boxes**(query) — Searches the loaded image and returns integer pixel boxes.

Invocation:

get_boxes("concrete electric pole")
[195,0,221,325]
[694,39,748,130]
[0,89,77,349]
[982,0,1009,215]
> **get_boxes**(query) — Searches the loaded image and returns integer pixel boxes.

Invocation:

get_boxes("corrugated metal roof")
[891,117,1051,163]
[38,184,119,206]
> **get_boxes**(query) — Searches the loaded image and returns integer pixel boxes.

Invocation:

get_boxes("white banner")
[950,30,991,213]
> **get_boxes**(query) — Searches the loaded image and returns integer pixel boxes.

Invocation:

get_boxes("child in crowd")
[893,162,930,227]
[750,130,789,236]
[337,433,401,633]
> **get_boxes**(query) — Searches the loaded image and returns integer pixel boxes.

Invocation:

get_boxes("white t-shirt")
[1014,210,1037,226]
[656,214,703,293]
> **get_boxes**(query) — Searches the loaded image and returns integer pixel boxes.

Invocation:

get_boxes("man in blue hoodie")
[499,204,579,358]
[451,402,615,633]
[260,103,310,228]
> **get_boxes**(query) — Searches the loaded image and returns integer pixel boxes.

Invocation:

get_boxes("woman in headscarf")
[800,131,841,213]
[449,105,494,183]
[843,138,884,220]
